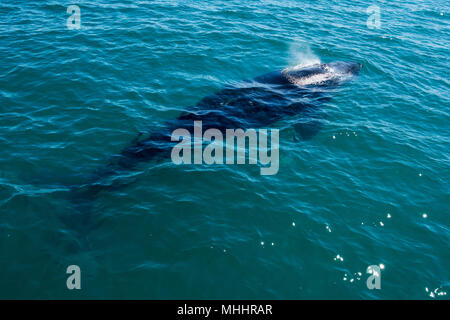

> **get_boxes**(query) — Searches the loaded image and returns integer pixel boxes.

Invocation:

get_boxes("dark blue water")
[0,0,448,299]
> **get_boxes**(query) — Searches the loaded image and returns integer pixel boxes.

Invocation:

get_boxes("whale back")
[282,61,361,87]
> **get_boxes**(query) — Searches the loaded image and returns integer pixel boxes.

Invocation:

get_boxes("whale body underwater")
[106,61,361,172]
[69,61,361,223]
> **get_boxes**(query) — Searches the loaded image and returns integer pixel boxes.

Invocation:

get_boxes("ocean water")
[0,0,449,299]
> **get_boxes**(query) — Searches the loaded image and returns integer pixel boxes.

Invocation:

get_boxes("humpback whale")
[104,61,360,172]
[69,61,361,225]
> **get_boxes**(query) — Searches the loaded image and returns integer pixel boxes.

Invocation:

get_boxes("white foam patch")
[291,58,321,69]
[288,72,334,86]
[282,64,353,87]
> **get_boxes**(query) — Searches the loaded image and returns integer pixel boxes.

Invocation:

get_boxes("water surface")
[0,0,449,299]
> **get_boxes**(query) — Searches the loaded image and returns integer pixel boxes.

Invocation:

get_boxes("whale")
[68,61,361,228]
[103,61,361,172]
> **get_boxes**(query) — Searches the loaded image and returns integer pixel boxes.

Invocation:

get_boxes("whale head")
[281,61,362,87]
[327,61,362,76]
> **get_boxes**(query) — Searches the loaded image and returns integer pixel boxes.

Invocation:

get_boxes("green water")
[0,0,448,299]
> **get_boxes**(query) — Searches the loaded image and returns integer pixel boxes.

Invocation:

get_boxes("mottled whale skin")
[69,61,361,226]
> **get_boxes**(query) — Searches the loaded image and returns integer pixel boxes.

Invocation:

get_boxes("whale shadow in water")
[65,61,362,236]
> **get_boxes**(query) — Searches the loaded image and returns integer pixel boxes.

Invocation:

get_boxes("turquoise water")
[0,0,449,299]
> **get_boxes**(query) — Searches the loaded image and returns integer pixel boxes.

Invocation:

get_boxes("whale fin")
[293,120,323,140]
[131,131,144,144]
[293,110,326,141]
